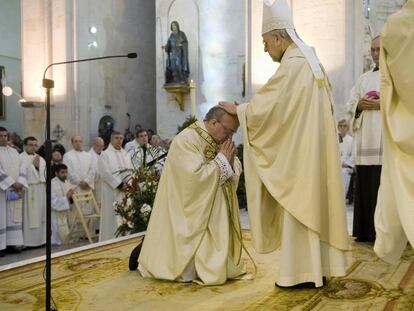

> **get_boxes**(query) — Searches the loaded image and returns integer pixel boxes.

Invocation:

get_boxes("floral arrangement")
[114,165,160,236]
[176,114,197,134]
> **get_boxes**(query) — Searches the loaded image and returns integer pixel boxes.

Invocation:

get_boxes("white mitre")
[262,0,324,80]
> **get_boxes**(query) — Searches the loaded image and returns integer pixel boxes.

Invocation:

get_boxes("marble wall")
[0,1,21,133]
[155,0,246,139]
[21,0,156,148]
[17,0,408,144]
[361,0,406,72]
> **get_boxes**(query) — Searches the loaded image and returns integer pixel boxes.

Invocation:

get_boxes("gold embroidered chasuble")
[139,121,245,285]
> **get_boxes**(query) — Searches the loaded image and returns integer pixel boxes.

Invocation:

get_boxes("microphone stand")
[42,52,137,311]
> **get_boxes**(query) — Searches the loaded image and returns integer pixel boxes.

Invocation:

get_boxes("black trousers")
[352,165,382,242]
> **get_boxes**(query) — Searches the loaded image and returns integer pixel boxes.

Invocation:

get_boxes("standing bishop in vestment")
[137,107,246,285]
[20,137,46,247]
[219,0,349,288]
[374,0,414,264]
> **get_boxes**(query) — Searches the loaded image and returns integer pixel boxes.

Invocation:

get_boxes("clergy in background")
[51,163,74,245]
[63,135,96,235]
[20,137,46,247]
[63,135,95,193]
[0,127,27,256]
[128,129,164,172]
[337,120,354,197]
[137,107,246,285]
[89,137,105,206]
[219,0,349,288]
[98,131,133,241]
[345,36,382,242]
[374,0,414,264]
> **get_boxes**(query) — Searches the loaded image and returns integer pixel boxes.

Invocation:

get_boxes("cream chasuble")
[0,146,27,249]
[139,121,246,285]
[237,44,349,285]
[20,152,46,246]
[374,0,414,264]
[98,144,133,241]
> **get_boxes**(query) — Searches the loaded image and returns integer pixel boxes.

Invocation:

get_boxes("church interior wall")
[7,0,409,147]
[155,0,246,140]
[0,0,22,134]
[21,0,156,149]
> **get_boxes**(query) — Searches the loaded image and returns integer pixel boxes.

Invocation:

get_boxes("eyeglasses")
[217,120,236,135]
[262,36,275,51]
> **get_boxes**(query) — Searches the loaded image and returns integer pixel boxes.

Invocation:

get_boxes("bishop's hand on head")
[218,101,238,116]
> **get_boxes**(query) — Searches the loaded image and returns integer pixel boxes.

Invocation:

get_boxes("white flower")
[126,197,133,207]
[140,204,152,213]
[113,201,118,207]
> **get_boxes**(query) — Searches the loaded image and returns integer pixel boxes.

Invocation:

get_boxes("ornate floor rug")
[0,231,413,311]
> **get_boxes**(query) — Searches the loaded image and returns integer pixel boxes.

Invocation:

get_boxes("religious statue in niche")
[164,21,190,85]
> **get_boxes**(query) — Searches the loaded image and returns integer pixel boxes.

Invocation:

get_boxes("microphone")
[42,52,138,81]
[41,52,137,311]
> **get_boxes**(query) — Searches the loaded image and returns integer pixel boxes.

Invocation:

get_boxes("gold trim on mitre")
[262,0,294,34]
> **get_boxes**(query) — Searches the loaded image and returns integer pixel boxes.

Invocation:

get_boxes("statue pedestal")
[163,83,189,111]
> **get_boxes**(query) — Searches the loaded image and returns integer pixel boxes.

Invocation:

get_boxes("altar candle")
[190,80,196,117]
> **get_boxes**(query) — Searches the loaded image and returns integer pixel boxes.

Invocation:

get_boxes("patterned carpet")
[0,231,413,311]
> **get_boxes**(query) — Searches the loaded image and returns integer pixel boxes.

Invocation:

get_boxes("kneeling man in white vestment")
[137,106,246,285]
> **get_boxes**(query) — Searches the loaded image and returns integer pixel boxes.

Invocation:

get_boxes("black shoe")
[275,277,327,289]
[6,246,23,254]
[275,282,316,289]
[129,237,144,271]
[354,237,375,242]
[0,250,6,257]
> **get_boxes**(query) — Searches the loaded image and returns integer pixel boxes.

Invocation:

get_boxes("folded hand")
[219,139,236,163]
